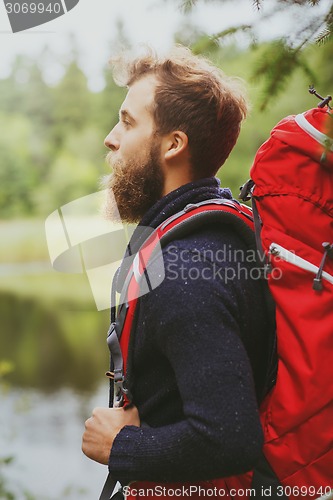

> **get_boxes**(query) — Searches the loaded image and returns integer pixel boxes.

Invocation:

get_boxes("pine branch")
[175,0,333,108]
[253,43,321,110]
[288,7,331,50]
[277,0,317,5]
[180,0,197,13]
[191,24,252,53]
[191,35,219,54]
[316,28,332,45]
[298,57,317,85]
[252,41,304,110]
[211,24,252,42]
[317,2,333,43]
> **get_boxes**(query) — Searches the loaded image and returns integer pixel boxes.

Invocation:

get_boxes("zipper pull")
[313,242,333,291]
[270,244,280,257]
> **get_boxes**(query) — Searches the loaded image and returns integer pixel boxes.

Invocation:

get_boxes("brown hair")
[111,46,248,178]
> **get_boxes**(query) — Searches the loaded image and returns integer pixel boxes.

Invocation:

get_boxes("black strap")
[239,184,281,495]
[100,319,132,500]
[251,198,265,263]
[106,323,129,408]
[239,183,277,399]
[99,475,122,500]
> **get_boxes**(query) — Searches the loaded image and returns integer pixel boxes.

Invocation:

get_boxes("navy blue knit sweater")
[108,177,272,485]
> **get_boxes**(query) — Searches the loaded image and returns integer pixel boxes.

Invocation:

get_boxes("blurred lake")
[1,384,108,499]
[0,222,114,499]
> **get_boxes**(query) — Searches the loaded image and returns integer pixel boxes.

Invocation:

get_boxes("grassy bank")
[1,219,49,263]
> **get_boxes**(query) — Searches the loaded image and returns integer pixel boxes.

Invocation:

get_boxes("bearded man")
[82,47,273,499]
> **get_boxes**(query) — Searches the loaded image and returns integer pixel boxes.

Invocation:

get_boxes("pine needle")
[181,0,197,13]
[191,25,252,54]
[252,41,303,110]
[316,28,332,45]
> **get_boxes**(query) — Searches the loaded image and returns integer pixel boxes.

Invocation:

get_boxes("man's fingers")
[84,416,92,430]
[92,406,103,418]
[82,405,140,464]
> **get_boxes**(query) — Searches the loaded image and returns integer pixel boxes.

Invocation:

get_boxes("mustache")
[105,151,114,167]
[105,151,124,175]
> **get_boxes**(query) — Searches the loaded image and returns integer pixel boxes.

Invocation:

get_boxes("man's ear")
[163,131,189,162]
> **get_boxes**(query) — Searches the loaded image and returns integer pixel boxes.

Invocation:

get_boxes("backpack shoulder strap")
[129,199,257,287]
[109,198,276,403]
[157,198,255,249]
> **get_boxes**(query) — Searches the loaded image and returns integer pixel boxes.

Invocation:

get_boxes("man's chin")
[101,189,142,224]
[98,177,119,222]
[102,194,123,224]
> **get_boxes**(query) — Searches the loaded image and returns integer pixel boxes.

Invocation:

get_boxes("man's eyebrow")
[119,109,136,123]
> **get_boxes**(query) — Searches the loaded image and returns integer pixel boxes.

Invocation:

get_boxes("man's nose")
[104,127,120,151]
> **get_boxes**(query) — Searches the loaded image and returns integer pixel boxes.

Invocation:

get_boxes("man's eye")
[123,120,131,128]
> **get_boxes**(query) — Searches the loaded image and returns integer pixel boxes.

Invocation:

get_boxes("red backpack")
[225,102,333,498]
[102,102,333,500]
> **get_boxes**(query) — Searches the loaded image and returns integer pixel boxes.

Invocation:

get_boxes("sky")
[0,0,331,90]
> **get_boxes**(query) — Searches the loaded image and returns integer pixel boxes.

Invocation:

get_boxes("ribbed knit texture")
[109,178,272,485]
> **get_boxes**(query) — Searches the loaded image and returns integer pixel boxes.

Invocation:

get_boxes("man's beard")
[101,140,164,224]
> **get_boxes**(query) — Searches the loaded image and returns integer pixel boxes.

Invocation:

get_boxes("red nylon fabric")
[116,113,333,498]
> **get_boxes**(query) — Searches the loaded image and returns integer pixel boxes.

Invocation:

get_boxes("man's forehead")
[121,75,156,119]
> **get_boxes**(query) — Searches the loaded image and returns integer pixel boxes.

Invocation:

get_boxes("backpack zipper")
[269,243,333,287]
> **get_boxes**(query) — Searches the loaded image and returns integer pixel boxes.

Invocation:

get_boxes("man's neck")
[162,170,194,197]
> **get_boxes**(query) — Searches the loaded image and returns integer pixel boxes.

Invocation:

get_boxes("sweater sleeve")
[108,240,264,484]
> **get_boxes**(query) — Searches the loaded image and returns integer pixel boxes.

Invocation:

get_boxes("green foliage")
[0,361,16,499]
[0,219,49,262]
[207,37,330,195]
[251,40,317,110]
[0,113,37,216]
[0,371,38,500]
[0,360,15,378]
[35,151,98,210]
[0,456,16,500]
[0,15,332,219]
[179,0,197,13]
[177,0,333,106]
[52,62,91,145]
[0,46,124,219]
[191,25,252,54]
[0,457,41,499]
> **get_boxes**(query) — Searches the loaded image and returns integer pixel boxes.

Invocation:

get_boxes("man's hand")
[82,405,140,464]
